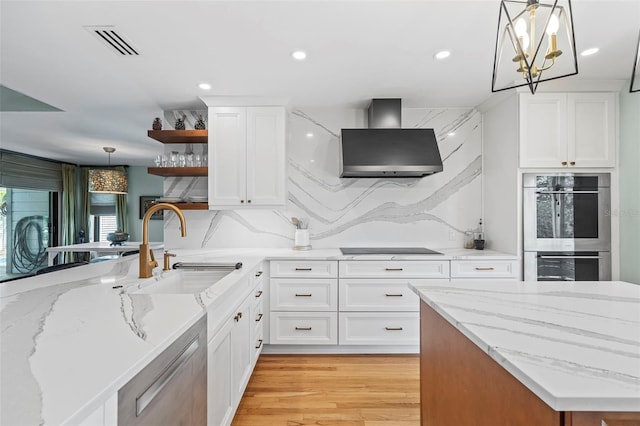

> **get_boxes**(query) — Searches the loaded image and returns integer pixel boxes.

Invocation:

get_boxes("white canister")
[294,229,310,248]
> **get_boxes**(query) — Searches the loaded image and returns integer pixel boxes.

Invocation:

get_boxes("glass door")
[0,187,57,281]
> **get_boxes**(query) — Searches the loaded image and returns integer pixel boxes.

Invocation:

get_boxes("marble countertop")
[0,246,518,425]
[410,280,640,412]
[0,255,208,425]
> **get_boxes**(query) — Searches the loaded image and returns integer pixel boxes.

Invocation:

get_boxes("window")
[89,193,117,242]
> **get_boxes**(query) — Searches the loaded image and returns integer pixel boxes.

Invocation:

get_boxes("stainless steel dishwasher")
[118,315,207,426]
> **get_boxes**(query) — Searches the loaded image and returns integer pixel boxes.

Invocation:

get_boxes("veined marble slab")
[163,107,485,250]
[410,280,640,411]
[0,256,205,426]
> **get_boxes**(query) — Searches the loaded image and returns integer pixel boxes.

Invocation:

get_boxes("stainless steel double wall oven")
[523,173,611,281]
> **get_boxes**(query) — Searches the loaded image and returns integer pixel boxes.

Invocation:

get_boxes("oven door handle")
[535,190,600,194]
[538,255,602,259]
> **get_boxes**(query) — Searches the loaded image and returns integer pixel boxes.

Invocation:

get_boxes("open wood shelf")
[147,167,208,177]
[147,130,208,144]
[164,202,208,210]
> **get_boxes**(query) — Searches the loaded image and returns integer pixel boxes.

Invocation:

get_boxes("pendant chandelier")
[631,31,640,93]
[492,0,578,94]
[88,147,128,194]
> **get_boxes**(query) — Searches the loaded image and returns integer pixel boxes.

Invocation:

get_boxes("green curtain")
[78,167,91,238]
[115,166,128,233]
[61,164,76,263]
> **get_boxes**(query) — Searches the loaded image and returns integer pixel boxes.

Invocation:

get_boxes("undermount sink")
[132,269,234,295]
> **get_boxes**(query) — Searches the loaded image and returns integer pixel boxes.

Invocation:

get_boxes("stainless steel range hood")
[340,99,444,178]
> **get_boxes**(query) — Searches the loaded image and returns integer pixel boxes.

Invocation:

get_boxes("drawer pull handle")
[255,271,263,277]
[255,339,263,349]
[385,268,404,271]
[295,326,312,331]
[385,327,403,331]
[295,267,313,271]
[234,312,243,322]
[255,313,263,322]
[474,267,495,271]
[385,293,403,297]
[255,290,263,298]
[295,293,312,297]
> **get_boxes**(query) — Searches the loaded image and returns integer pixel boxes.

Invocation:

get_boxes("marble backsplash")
[162,107,482,250]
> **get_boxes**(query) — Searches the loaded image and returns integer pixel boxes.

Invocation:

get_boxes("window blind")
[90,192,116,215]
[0,150,63,192]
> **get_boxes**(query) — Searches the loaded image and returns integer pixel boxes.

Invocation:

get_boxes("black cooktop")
[339,247,443,255]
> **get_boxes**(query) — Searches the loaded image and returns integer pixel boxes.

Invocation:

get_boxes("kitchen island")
[410,280,640,426]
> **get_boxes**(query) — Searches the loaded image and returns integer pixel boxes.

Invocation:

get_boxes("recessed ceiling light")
[306,132,314,138]
[198,83,211,90]
[434,50,451,60]
[292,50,307,61]
[448,132,456,137]
[581,48,599,57]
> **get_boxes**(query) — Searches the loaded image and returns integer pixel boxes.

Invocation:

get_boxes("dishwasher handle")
[172,262,242,270]
[136,337,200,416]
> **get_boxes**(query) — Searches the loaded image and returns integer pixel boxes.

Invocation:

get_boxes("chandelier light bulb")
[520,33,530,50]
[514,18,528,37]
[546,15,560,35]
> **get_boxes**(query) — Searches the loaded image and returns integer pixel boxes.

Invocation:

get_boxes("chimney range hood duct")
[340,99,444,178]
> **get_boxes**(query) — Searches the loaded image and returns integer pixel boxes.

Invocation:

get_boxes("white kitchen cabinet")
[339,260,449,279]
[230,295,253,402]
[519,92,616,168]
[207,294,252,426]
[251,271,265,364]
[339,312,420,345]
[208,106,286,209]
[338,261,444,348]
[270,260,337,278]
[339,279,420,311]
[207,317,234,426]
[207,263,264,426]
[269,260,339,345]
[270,278,338,311]
[270,311,338,345]
[450,259,519,279]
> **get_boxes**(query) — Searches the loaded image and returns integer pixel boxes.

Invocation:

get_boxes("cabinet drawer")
[270,279,337,311]
[339,260,449,278]
[253,279,264,302]
[339,279,420,311]
[339,312,419,345]
[253,327,264,363]
[270,260,338,278]
[269,312,337,345]
[450,260,519,278]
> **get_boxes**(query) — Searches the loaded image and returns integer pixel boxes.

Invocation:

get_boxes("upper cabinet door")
[209,107,247,207]
[567,92,616,168]
[246,107,286,206]
[519,92,617,169]
[519,93,567,168]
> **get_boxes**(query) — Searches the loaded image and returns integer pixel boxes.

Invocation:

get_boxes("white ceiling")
[1,0,638,166]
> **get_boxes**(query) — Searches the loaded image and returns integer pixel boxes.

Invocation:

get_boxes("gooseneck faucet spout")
[139,203,187,278]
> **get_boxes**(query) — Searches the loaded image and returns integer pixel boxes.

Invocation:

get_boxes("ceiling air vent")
[85,26,139,55]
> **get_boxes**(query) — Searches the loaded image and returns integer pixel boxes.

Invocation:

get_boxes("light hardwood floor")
[232,354,420,426]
